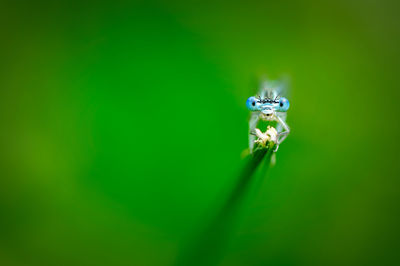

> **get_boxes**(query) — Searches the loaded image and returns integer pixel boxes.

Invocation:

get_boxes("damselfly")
[246,80,290,152]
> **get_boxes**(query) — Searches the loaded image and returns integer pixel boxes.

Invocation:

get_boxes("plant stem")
[174,144,274,266]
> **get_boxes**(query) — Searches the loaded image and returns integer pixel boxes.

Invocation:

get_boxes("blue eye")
[246,96,259,111]
[278,97,290,111]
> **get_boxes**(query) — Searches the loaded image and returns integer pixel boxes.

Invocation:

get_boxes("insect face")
[260,106,275,121]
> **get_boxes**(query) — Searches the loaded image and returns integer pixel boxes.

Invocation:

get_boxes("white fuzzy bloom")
[254,126,277,147]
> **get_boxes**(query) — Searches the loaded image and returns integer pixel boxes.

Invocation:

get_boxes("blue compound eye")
[278,97,290,112]
[246,96,259,111]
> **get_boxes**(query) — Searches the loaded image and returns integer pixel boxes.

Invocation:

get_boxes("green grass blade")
[174,145,274,266]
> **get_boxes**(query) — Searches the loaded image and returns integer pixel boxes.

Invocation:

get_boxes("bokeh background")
[1,0,400,265]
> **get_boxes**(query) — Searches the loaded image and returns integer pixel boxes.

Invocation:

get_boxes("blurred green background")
[1,0,400,265]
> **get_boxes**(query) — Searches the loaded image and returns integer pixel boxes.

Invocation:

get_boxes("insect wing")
[259,77,290,101]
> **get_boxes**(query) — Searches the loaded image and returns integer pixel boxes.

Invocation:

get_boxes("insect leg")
[249,112,259,152]
[275,114,290,145]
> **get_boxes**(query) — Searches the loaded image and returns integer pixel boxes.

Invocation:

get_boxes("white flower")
[254,126,278,147]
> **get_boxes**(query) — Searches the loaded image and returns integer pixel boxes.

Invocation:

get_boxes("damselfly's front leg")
[248,112,260,152]
[274,114,290,151]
